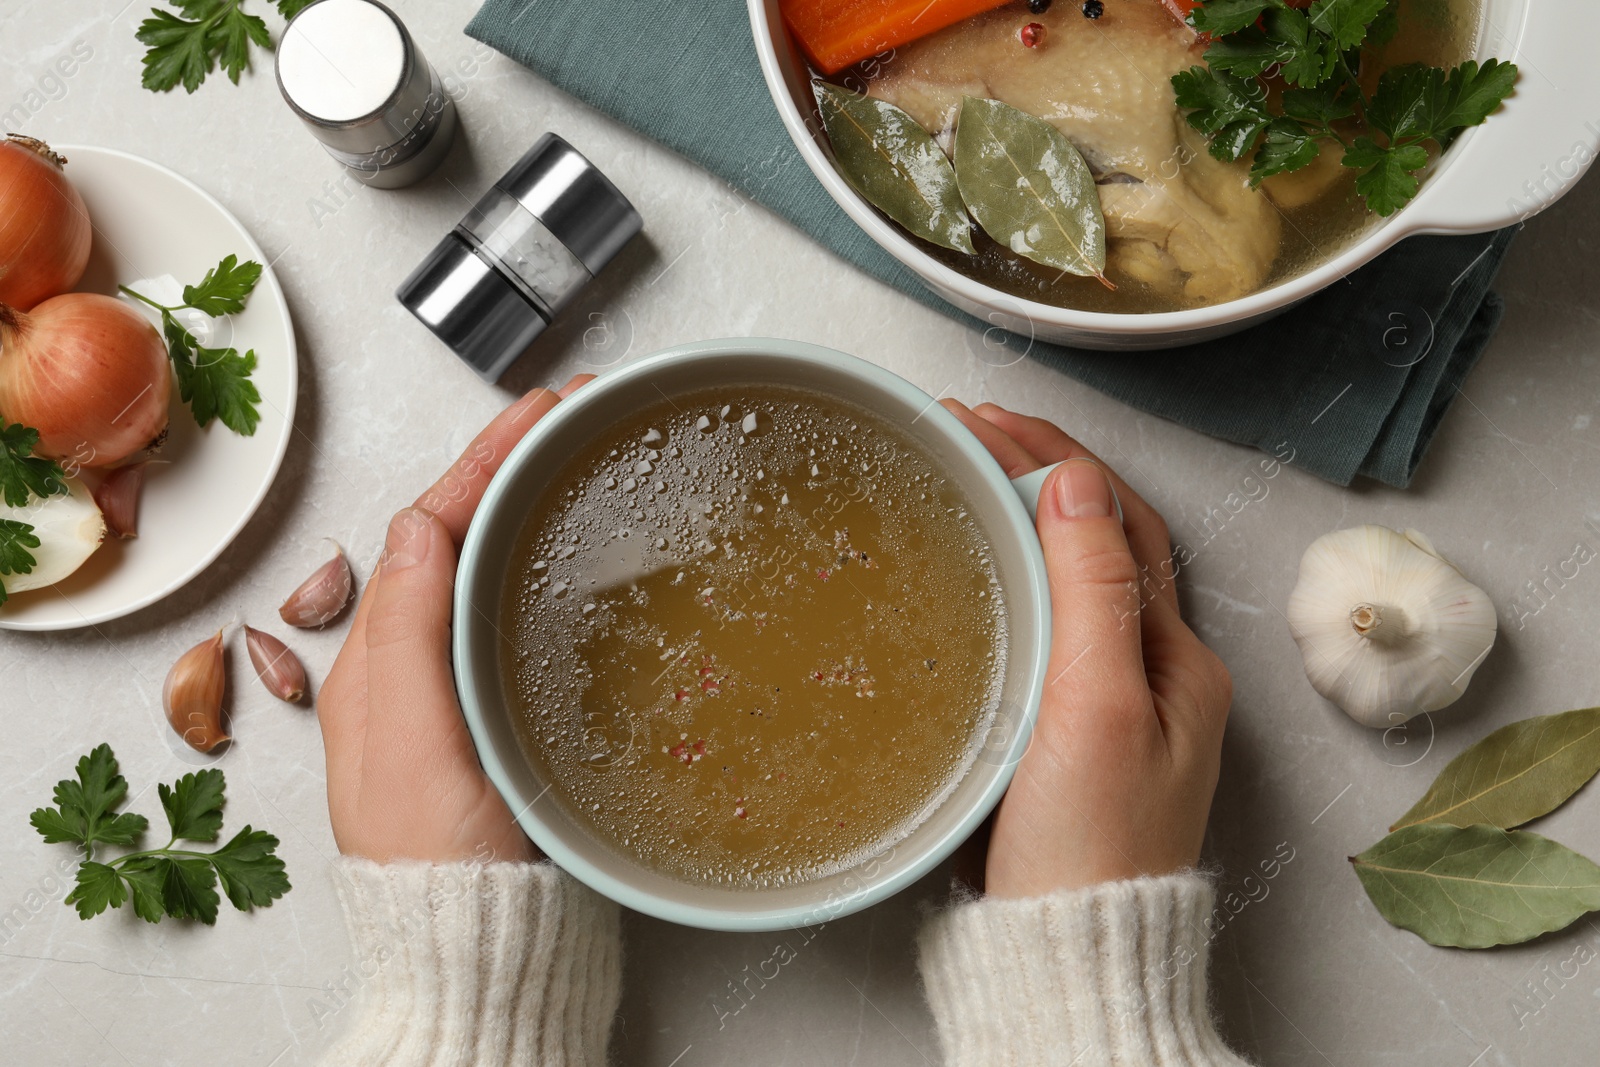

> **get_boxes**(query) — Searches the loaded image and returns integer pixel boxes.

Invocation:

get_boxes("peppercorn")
[1027,0,1052,12]
[1020,21,1046,47]
[1082,0,1104,17]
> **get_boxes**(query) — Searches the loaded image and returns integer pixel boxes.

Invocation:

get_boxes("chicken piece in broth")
[865,1,1303,306]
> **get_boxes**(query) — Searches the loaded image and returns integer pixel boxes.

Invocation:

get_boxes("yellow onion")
[0,135,91,311]
[0,293,170,466]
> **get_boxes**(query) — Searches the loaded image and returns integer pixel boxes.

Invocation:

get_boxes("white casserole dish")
[749,0,1600,349]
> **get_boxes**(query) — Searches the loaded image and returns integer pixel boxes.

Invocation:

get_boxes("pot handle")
[1398,7,1600,236]
[1009,461,1125,525]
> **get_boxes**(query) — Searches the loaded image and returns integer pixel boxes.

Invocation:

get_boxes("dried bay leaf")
[1352,825,1600,948]
[1391,707,1600,831]
[815,83,975,254]
[952,97,1107,279]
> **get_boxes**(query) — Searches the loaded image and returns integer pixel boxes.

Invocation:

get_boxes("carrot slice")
[780,0,1013,75]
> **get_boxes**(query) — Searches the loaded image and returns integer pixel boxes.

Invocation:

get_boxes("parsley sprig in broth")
[1171,0,1517,216]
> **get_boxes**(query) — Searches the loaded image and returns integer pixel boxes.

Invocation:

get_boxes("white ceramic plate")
[0,145,297,631]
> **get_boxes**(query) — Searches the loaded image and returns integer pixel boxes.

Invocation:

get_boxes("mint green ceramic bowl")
[454,338,1056,931]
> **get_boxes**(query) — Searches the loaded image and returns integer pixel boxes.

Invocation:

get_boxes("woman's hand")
[317,376,593,864]
[941,401,1233,898]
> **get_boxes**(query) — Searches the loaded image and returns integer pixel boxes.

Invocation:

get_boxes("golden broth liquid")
[899,0,1483,314]
[499,386,1007,888]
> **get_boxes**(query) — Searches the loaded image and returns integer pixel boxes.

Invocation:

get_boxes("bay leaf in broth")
[816,83,975,254]
[953,97,1107,279]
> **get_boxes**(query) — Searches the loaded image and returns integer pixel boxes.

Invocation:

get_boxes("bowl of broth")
[750,0,1600,348]
[454,338,1059,930]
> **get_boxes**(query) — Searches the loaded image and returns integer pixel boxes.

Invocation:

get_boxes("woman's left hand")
[317,376,593,864]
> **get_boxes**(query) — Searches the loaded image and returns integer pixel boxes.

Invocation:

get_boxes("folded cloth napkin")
[466,0,1514,487]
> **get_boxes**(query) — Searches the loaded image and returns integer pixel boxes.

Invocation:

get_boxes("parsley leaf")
[1206,9,1335,89]
[1189,0,1278,37]
[1252,117,1324,182]
[1174,0,1517,216]
[1367,0,1401,47]
[120,858,170,923]
[212,827,291,910]
[0,421,67,508]
[160,768,227,842]
[1430,59,1519,146]
[1282,81,1358,126]
[0,420,63,605]
[32,745,291,925]
[28,744,151,859]
[1345,137,1429,216]
[162,854,223,924]
[120,256,264,436]
[182,254,264,316]
[137,8,215,94]
[180,347,263,435]
[137,0,274,94]
[0,519,41,606]
[67,862,129,920]
[1172,66,1273,162]
[1307,0,1391,50]
[275,0,317,19]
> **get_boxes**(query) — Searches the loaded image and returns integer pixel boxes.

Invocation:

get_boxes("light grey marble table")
[3,3,1597,1065]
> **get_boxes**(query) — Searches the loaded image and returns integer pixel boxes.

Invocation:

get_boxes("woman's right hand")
[941,401,1234,898]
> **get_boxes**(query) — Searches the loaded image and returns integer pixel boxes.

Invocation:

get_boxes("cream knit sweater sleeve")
[919,872,1254,1067]
[319,861,1247,1067]
[319,858,620,1067]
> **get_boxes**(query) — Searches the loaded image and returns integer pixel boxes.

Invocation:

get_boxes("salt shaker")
[396,133,643,381]
[276,0,456,189]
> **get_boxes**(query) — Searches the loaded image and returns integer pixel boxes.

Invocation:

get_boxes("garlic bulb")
[1286,526,1496,728]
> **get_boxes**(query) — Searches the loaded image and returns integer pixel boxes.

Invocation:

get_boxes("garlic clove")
[91,461,151,539]
[245,625,307,703]
[279,545,353,628]
[1286,525,1497,729]
[165,630,230,752]
[0,475,105,596]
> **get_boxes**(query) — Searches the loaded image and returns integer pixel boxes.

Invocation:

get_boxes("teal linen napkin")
[466,0,1513,487]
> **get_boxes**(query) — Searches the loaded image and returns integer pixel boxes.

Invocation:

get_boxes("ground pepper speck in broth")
[499,385,1007,888]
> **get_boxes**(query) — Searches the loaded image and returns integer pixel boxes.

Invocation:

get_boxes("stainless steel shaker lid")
[497,133,642,275]
[396,235,547,382]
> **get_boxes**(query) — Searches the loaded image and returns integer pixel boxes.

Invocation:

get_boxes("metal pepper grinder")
[396,133,643,381]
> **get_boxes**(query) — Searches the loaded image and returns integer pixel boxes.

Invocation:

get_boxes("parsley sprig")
[137,0,316,94]
[120,255,265,436]
[30,744,290,925]
[1172,0,1517,216]
[0,420,69,607]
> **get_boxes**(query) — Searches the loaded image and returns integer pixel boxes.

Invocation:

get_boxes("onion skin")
[0,136,91,310]
[0,294,170,466]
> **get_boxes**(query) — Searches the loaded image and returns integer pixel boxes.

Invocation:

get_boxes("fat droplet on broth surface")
[643,427,665,446]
